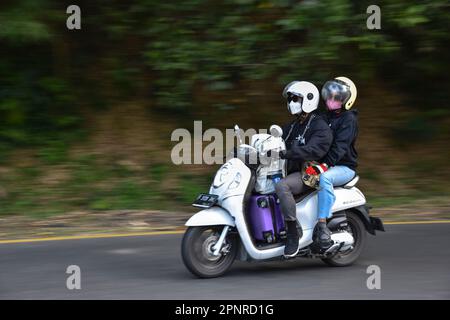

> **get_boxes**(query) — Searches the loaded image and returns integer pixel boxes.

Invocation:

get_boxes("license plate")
[192,193,218,208]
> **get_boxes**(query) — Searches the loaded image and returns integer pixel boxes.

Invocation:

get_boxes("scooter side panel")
[296,187,367,231]
[332,187,366,211]
[296,193,319,232]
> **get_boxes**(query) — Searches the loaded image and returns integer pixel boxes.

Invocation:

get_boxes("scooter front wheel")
[181,226,238,278]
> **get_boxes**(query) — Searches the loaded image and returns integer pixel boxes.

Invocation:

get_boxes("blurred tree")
[0,0,448,147]
[0,0,449,216]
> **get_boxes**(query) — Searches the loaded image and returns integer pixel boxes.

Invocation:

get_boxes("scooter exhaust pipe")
[326,231,354,253]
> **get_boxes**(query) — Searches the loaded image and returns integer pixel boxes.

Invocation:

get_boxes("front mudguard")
[185,206,236,227]
[185,206,251,261]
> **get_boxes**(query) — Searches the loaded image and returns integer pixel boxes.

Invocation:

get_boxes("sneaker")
[284,221,300,257]
[284,234,300,257]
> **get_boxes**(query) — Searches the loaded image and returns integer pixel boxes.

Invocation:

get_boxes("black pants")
[275,172,311,222]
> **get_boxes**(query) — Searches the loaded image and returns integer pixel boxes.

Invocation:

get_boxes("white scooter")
[181,125,384,278]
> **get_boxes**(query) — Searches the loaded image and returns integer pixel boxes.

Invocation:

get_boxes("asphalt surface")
[1,223,449,299]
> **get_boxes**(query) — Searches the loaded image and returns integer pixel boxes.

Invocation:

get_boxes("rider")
[305,76,359,250]
[275,81,333,257]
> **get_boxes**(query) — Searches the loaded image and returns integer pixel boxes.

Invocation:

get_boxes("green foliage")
[150,164,169,183]
[0,0,53,43]
[88,180,152,211]
[391,116,437,146]
[178,173,211,203]
[37,141,69,164]
[1,0,448,128]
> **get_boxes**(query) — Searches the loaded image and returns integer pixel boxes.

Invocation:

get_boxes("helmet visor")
[321,80,350,103]
[286,92,303,105]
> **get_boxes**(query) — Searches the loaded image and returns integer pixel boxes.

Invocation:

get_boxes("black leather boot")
[316,221,333,250]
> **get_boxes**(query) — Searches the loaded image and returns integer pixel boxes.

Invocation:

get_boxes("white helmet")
[282,81,319,115]
[321,76,357,110]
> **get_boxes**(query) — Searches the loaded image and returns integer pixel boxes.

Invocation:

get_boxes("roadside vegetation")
[0,0,448,219]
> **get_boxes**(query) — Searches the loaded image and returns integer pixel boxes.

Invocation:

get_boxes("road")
[0,223,449,299]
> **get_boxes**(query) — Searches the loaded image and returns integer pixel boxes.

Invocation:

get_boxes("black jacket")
[282,112,333,174]
[322,109,358,170]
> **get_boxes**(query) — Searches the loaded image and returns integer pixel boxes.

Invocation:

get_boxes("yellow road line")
[0,220,449,244]
[383,220,450,225]
[0,230,185,244]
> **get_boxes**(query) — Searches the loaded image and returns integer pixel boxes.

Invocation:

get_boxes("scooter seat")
[293,176,359,203]
[294,189,316,203]
[342,175,359,189]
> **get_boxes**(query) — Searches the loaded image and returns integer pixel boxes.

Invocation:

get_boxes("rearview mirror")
[234,124,243,145]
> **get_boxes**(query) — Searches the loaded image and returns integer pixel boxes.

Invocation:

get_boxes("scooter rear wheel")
[181,226,238,278]
[321,211,367,267]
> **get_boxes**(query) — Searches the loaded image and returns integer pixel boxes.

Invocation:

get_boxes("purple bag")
[248,194,286,243]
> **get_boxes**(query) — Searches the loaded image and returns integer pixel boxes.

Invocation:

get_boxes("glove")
[279,150,287,159]
[305,163,328,175]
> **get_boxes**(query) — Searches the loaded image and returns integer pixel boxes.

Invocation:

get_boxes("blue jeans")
[317,166,356,219]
